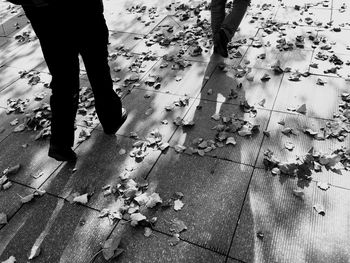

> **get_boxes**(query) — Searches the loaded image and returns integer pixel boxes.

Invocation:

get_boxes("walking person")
[211,0,251,57]
[8,0,127,161]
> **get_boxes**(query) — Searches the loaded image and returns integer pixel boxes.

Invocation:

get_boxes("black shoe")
[104,108,128,135]
[214,29,229,58]
[48,145,77,162]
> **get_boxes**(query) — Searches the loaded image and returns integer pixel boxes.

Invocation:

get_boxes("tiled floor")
[0,0,349,262]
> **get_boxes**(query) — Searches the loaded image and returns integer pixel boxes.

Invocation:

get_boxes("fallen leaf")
[174,199,184,211]
[13,123,26,132]
[285,142,295,151]
[226,137,237,145]
[258,98,266,107]
[293,190,304,198]
[211,113,221,121]
[130,212,146,226]
[102,237,124,260]
[10,119,18,126]
[119,148,126,155]
[170,218,187,233]
[313,204,325,215]
[144,227,152,237]
[73,193,88,205]
[271,167,280,175]
[296,104,307,114]
[168,233,180,246]
[317,182,330,191]
[3,164,21,176]
[20,193,34,204]
[28,244,41,260]
[207,89,213,95]
[146,193,162,208]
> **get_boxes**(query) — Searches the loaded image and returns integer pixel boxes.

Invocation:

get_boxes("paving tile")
[108,53,159,97]
[170,98,270,166]
[0,8,29,37]
[96,88,195,141]
[0,123,93,189]
[94,222,226,263]
[274,73,350,119]
[41,129,162,210]
[254,25,317,51]
[200,67,283,110]
[140,152,253,254]
[0,182,35,224]
[229,168,350,263]
[134,58,215,97]
[255,111,350,188]
[0,66,21,92]
[315,28,350,55]
[0,73,51,109]
[104,9,166,35]
[132,16,186,57]
[331,8,350,29]
[2,38,44,71]
[279,0,330,7]
[0,106,27,143]
[242,45,313,72]
[0,194,115,263]
[309,51,350,78]
[274,6,332,26]
[108,31,144,51]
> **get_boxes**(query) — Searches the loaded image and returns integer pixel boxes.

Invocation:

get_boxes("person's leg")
[221,0,250,41]
[211,0,227,41]
[23,5,79,160]
[78,1,125,134]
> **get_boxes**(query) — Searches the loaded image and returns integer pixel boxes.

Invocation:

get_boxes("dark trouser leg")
[221,0,250,40]
[23,5,80,148]
[211,0,227,41]
[78,6,122,133]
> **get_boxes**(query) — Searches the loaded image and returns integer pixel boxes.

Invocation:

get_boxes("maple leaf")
[101,237,124,260]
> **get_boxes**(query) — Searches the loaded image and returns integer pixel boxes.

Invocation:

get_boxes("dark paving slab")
[273,74,350,120]
[96,88,195,142]
[0,106,27,143]
[0,194,115,263]
[242,45,313,73]
[273,6,332,26]
[0,124,93,189]
[255,111,350,188]
[140,152,253,255]
[170,99,270,166]
[0,66,21,92]
[132,16,186,57]
[200,66,283,110]
[94,222,227,263]
[309,51,350,79]
[229,168,350,263]
[41,129,162,210]
[134,58,215,98]
[0,182,34,224]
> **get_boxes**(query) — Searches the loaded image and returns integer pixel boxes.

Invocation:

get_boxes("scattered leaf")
[20,193,34,204]
[73,193,88,205]
[313,204,325,215]
[174,199,184,211]
[285,142,295,151]
[168,233,180,246]
[1,256,16,263]
[317,182,330,191]
[102,237,124,260]
[296,104,307,114]
[170,218,187,233]
[144,227,153,237]
[130,213,146,226]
